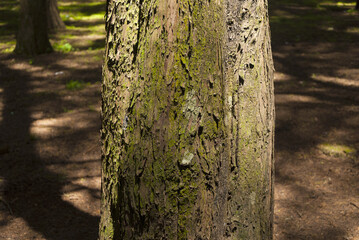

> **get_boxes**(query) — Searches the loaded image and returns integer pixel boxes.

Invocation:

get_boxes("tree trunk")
[15,0,52,55]
[356,0,358,10]
[46,0,65,30]
[99,0,274,239]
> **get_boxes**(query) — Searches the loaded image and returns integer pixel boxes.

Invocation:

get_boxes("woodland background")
[0,0,358,239]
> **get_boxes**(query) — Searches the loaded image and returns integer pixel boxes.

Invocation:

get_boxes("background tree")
[46,0,66,30]
[15,0,52,55]
[99,0,274,239]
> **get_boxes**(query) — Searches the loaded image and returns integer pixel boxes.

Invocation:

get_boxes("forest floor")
[0,0,358,239]
[271,0,359,239]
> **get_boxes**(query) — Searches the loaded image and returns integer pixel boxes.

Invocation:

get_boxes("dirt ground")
[0,0,358,239]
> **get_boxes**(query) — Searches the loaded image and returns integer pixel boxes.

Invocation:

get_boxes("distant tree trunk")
[99,0,274,239]
[356,0,358,10]
[46,0,65,30]
[15,0,52,55]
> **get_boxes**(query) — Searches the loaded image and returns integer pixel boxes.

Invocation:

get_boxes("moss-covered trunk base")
[99,0,274,239]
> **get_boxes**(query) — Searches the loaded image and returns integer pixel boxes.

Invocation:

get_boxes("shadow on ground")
[270,0,359,239]
[0,0,104,239]
[0,54,101,239]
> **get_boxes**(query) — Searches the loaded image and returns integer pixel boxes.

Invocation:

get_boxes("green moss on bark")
[100,0,274,239]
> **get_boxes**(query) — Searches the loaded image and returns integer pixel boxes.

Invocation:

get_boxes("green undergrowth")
[0,0,18,36]
[55,0,106,51]
[318,143,357,157]
[62,107,74,113]
[0,40,15,54]
[64,24,105,36]
[65,80,92,90]
[53,40,75,53]
[0,0,18,53]
[58,1,106,35]
[58,2,105,19]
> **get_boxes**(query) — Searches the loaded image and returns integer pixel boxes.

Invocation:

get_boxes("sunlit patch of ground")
[0,0,104,239]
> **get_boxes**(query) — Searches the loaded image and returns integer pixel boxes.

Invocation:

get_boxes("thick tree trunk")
[46,0,65,30]
[15,0,52,55]
[99,0,274,239]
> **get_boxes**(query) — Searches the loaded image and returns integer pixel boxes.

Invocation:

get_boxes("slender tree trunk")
[99,0,274,239]
[46,0,65,30]
[356,0,358,10]
[15,0,52,55]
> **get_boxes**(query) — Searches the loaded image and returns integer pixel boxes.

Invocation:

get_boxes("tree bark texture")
[15,0,53,55]
[46,0,66,30]
[99,0,274,239]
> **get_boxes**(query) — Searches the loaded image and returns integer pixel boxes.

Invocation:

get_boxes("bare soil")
[273,41,359,240]
[0,0,358,239]
[271,2,359,239]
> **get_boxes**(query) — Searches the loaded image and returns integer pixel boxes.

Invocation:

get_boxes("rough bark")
[46,0,66,30]
[15,0,53,55]
[99,0,274,239]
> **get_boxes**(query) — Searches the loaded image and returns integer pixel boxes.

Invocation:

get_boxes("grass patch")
[53,40,74,53]
[61,12,105,22]
[65,80,91,90]
[62,107,73,113]
[59,2,105,22]
[61,23,105,36]
[59,2,105,15]
[87,24,105,34]
[88,105,98,112]
[0,0,19,36]
[318,143,356,157]
[92,55,102,61]
[59,33,77,40]
[0,45,15,54]
[346,26,359,33]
